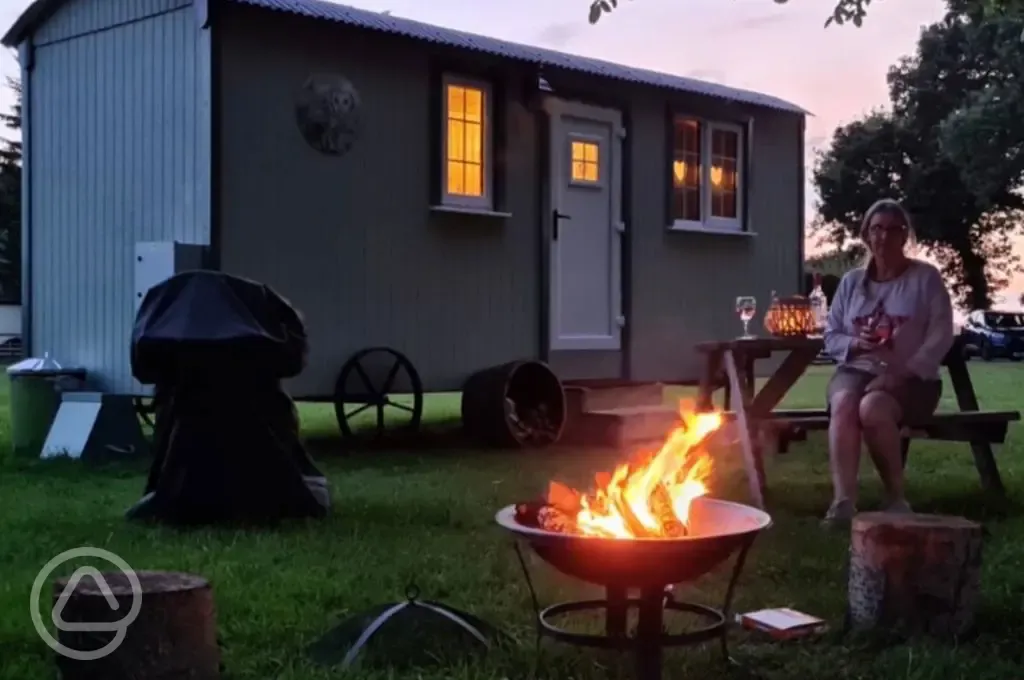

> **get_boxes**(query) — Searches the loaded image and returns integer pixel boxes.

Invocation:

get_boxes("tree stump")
[848,513,983,639]
[53,570,220,680]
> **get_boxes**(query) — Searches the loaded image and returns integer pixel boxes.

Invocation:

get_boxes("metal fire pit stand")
[511,534,757,680]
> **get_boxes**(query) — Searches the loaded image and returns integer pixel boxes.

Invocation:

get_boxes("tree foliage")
[583,0,1024,308]
[813,1,1024,310]
[586,0,1020,28]
[587,0,876,27]
[0,76,20,166]
[0,73,21,304]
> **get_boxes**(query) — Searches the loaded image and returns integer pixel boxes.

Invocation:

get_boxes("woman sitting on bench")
[821,198,955,527]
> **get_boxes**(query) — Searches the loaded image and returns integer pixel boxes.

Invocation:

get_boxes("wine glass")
[874,316,893,347]
[735,296,757,339]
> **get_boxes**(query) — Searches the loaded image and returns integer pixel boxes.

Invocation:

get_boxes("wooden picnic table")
[694,336,823,509]
[694,335,1020,510]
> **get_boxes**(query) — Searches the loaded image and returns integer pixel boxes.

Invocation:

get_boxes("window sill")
[430,204,512,219]
[667,222,754,237]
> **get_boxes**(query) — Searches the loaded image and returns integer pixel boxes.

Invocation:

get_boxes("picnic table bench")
[695,335,1020,508]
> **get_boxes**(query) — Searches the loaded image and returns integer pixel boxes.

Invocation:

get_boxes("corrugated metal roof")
[2,0,56,46]
[232,0,809,115]
[2,0,808,114]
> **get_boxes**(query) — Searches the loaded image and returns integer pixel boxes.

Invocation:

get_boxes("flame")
[549,400,722,539]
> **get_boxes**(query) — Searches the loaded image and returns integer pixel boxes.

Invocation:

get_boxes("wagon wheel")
[133,396,156,429]
[333,347,424,442]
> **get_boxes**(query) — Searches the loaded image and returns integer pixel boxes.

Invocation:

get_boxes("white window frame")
[669,117,745,233]
[440,74,493,210]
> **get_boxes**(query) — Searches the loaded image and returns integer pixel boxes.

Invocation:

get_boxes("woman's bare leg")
[858,391,910,511]
[827,390,862,515]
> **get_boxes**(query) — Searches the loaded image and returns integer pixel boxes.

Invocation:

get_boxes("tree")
[0,76,20,166]
[812,3,1024,310]
[586,0,1017,28]
[931,2,1024,207]
[0,74,21,304]
[588,0,876,27]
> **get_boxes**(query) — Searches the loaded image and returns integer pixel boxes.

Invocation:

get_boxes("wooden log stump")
[848,513,983,639]
[53,570,220,680]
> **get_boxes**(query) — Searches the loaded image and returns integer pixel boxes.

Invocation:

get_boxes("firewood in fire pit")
[611,489,659,538]
[547,481,581,516]
[514,500,545,528]
[651,484,688,538]
[514,501,576,533]
[538,506,574,533]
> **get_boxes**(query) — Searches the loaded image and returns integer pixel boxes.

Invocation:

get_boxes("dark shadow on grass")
[971,602,1024,663]
[304,441,549,476]
[5,455,152,480]
[3,514,142,539]
[302,416,474,457]
[320,497,497,532]
[910,488,1024,522]
[764,486,1024,525]
[302,417,601,473]
[741,478,833,519]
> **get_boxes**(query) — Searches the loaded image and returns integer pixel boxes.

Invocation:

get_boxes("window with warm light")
[710,127,739,220]
[442,76,491,208]
[670,116,744,230]
[570,139,600,184]
[672,119,702,222]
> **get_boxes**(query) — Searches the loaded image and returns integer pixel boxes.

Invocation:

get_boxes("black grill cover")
[126,270,330,526]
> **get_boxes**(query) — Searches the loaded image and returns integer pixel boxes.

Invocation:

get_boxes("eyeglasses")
[867,223,906,236]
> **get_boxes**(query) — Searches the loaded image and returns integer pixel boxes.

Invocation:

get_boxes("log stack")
[848,512,984,639]
[53,570,220,680]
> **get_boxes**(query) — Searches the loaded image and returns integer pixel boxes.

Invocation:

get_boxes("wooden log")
[848,513,983,639]
[53,570,220,680]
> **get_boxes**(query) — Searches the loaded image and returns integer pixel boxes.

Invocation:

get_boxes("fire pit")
[495,404,772,680]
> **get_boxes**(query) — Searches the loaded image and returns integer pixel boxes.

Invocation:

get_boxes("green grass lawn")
[2,364,1024,679]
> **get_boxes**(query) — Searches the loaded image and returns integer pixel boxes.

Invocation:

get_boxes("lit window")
[442,77,491,208]
[570,140,600,183]
[672,119,701,223]
[710,127,739,220]
[670,117,743,230]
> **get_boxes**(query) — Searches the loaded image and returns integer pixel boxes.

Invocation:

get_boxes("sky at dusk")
[0,0,1017,304]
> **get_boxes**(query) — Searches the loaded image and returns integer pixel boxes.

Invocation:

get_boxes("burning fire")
[520,401,723,539]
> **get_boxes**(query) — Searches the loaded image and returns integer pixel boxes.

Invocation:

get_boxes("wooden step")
[562,404,680,448]
[564,383,666,416]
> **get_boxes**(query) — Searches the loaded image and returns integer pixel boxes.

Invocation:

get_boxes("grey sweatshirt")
[824,259,955,380]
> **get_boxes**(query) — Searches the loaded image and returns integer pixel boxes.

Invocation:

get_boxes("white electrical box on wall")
[134,241,208,312]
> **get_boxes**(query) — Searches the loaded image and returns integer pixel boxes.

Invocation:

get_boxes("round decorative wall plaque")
[295,74,362,156]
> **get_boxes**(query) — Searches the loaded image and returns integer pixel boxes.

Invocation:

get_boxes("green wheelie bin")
[7,354,86,458]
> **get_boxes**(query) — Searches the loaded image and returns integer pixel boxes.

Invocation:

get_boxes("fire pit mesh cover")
[308,585,508,670]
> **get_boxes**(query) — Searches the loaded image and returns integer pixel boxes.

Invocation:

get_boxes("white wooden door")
[547,100,623,351]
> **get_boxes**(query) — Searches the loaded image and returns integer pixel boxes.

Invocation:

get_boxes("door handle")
[552,209,571,240]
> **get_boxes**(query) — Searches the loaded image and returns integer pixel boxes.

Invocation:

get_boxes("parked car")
[960,310,1024,361]
[0,335,21,359]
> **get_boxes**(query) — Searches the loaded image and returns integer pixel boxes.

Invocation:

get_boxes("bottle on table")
[809,273,828,336]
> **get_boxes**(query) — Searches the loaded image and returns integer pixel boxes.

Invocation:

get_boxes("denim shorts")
[825,366,942,425]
